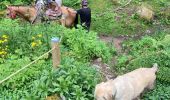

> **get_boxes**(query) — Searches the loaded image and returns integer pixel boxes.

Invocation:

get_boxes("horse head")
[6,6,17,19]
[6,5,36,22]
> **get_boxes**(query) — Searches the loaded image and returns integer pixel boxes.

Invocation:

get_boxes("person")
[32,0,62,23]
[45,1,62,20]
[75,0,91,32]
[55,0,62,7]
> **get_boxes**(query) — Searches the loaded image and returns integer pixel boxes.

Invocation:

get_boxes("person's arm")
[71,9,81,14]
[77,9,81,14]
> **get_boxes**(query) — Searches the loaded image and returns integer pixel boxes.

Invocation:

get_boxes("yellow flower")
[37,34,42,38]
[0,51,6,55]
[2,35,8,39]
[0,51,3,55]
[31,42,37,47]
[4,51,7,55]
[0,40,5,44]
[4,39,8,42]
[38,40,42,45]
[32,36,35,39]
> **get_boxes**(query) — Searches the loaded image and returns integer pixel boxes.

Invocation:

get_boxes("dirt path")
[93,33,148,80]
[91,29,159,81]
[92,35,126,81]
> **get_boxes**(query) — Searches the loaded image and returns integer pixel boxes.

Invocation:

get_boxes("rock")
[112,0,119,5]
[0,10,6,18]
[46,94,61,100]
[136,5,154,21]
[96,58,102,62]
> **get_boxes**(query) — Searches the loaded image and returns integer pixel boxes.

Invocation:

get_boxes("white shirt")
[55,0,62,7]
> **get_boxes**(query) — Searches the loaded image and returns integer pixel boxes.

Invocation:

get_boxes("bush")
[0,57,100,100]
[0,19,108,99]
[63,26,113,62]
[121,35,170,83]
[116,33,170,99]
[0,19,113,62]
[142,82,170,100]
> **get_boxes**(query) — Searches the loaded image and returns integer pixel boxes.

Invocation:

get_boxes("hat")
[81,0,88,6]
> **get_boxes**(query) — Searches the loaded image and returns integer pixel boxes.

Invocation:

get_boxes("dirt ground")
[91,34,126,81]
[91,28,160,81]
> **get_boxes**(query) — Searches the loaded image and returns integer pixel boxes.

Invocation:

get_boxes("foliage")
[116,32,170,98]
[62,26,113,62]
[89,0,116,34]
[1,0,170,99]
[63,0,80,7]
[0,19,109,99]
[0,34,8,58]
[92,12,116,34]
[0,55,51,88]
[120,34,170,83]
[0,57,100,100]
[0,19,54,57]
[30,57,100,99]
[0,19,113,62]
[142,82,170,100]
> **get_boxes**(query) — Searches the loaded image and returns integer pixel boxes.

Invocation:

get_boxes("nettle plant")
[32,57,100,100]
[62,26,113,62]
[0,57,100,99]
[116,33,170,99]
[120,35,170,83]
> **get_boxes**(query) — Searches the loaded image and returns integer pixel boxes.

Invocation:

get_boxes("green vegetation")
[116,32,170,99]
[0,19,109,99]
[0,0,170,99]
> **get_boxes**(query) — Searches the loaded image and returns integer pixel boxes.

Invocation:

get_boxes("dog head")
[94,80,116,100]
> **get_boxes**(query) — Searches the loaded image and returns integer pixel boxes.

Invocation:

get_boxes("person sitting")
[32,0,62,23]
[74,0,91,32]
[45,1,62,20]
[54,0,62,7]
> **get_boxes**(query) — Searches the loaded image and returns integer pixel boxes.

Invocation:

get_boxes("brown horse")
[6,5,76,27]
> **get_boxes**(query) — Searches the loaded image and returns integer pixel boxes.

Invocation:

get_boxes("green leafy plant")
[0,57,100,100]
[62,26,113,62]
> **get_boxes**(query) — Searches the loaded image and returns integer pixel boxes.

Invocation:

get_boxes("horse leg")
[60,14,67,26]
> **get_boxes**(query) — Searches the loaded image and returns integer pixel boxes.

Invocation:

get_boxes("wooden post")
[51,37,60,68]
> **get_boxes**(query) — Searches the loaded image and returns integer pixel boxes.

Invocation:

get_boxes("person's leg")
[86,23,90,32]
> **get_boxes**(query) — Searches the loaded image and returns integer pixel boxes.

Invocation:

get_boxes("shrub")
[0,57,100,100]
[62,26,113,62]
[0,19,113,62]
[142,82,170,100]
[120,35,170,83]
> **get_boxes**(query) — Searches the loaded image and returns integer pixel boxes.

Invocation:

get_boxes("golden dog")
[94,63,158,100]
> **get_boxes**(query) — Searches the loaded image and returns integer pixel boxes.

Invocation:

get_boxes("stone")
[136,5,154,21]
[112,0,122,5]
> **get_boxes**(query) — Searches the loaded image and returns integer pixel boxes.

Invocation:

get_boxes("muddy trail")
[91,24,168,81]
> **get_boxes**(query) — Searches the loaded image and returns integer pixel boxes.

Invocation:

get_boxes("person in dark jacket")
[74,0,91,32]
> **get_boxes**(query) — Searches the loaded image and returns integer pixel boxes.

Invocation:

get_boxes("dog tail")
[151,63,158,72]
